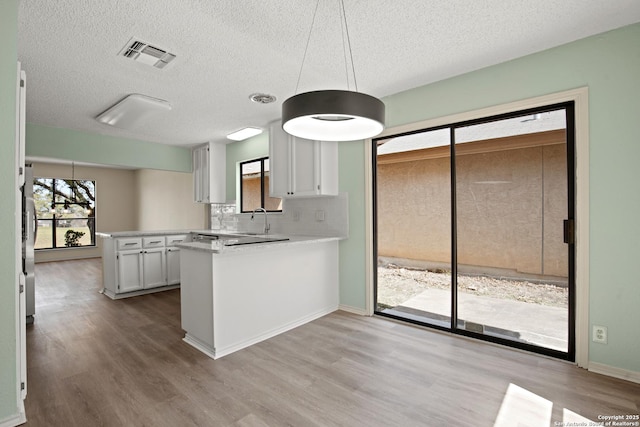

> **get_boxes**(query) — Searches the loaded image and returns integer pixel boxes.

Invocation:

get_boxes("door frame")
[365,87,589,368]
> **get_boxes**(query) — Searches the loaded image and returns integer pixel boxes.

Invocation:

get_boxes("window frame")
[239,156,282,214]
[34,177,96,250]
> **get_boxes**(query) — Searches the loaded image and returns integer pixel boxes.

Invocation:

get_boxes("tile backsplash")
[210,193,349,238]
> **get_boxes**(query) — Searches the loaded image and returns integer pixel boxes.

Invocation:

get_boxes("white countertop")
[96,229,251,238]
[96,229,343,254]
[176,235,342,254]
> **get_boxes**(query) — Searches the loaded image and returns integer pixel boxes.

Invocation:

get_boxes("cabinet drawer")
[117,238,142,250]
[165,234,189,246]
[143,236,166,248]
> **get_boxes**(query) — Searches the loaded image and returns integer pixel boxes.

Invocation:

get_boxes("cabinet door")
[316,140,339,196]
[166,247,181,285]
[290,137,319,196]
[208,142,226,203]
[117,250,143,293]
[193,145,210,203]
[268,120,290,198]
[143,248,167,289]
[193,147,202,202]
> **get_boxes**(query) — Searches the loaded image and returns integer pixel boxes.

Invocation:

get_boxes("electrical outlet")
[593,325,607,344]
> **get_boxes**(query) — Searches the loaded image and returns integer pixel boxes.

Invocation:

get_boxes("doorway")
[373,102,575,360]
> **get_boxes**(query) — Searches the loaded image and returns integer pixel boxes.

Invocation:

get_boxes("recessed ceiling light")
[226,127,263,141]
[249,93,277,104]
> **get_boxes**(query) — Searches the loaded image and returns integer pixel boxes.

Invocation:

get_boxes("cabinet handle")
[149,240,162,244]
[124,242,137,246]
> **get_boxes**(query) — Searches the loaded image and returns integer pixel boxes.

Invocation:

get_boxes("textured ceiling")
[17,0,640,148]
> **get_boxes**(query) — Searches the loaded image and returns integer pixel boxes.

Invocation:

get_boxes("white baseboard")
[339,304,368,316]
[214,306,337,359]
[0,411,26,427]
[184,306,338,360]
[183,334,217,359]
[589,362,640,384]
[100,284,180,300]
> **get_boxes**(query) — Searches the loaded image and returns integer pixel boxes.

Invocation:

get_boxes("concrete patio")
[382,288,568,352]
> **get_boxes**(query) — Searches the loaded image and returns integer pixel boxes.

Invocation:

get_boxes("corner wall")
[30,163,205,263]
[30,162,138,262]
[135,168,206,231]
[26,123,193,173]
[339,23,640,374]
[0,0,20,423]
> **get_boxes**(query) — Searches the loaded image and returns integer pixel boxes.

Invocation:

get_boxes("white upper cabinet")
[268,120,338,198]
[193,141,226,203]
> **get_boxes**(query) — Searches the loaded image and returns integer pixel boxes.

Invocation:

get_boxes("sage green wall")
[224,130,368,312]
[0,0,19,422]
[26,123,192,172]
[338,142,366,310]
[341,23,640,373]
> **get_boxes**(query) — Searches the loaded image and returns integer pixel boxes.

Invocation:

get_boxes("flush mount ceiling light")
[282,0,385,142]
[96,94,172,129]
[226,127,263,141]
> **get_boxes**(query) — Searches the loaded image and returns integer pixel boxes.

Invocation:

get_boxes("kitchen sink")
[223,236,289,246]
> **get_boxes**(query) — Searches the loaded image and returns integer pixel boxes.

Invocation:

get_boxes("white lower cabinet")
[166,234,188,286]
[166,247,181,285]
[142,248,167,289]
[102,233,189,299]
[117,249,143,293]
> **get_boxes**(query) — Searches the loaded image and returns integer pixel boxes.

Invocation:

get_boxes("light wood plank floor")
[25,258,639,426]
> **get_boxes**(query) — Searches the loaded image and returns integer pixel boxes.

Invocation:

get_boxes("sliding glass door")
[374,103,575,360]
[375,128,452,328]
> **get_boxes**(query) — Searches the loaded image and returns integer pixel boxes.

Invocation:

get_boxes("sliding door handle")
[563,219,575,244]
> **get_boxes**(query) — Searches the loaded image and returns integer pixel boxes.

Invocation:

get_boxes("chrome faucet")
[251,208,270,234]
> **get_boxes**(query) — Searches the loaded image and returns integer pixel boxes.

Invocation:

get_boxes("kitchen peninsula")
[177,235,340,359]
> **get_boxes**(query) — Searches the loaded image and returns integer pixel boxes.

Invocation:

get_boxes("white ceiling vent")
[119,38,176,69]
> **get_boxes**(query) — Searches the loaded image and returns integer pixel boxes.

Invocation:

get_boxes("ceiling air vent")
[119,38,176,69]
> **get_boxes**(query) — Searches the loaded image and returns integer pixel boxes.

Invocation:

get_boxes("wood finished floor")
[25,258,639,426]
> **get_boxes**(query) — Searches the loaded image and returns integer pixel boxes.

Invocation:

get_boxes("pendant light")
[282,0,385,142]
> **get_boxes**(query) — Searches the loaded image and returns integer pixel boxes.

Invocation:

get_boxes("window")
[239,157,282,213]
[34,178,96,249]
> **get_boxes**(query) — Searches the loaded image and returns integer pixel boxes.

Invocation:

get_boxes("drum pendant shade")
[282,90,385,141]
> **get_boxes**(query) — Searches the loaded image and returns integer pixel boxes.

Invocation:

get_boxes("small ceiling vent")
[119,38,176,69]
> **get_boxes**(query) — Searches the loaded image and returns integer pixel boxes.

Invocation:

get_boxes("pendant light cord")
[294,0,321,95]
[339,0,349,90]
[294,0,359,94]
[339,0,358,92]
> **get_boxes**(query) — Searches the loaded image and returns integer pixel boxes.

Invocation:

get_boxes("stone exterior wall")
[377,139,568,278]
[241,175,282,212]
